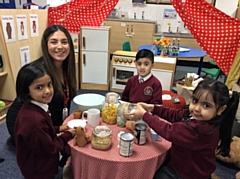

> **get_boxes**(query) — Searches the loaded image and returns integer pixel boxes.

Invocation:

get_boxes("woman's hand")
[59,124,69,132]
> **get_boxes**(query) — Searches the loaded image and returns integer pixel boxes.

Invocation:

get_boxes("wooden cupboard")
[105,20,156,53]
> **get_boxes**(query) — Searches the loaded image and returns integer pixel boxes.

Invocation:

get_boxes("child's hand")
[59,124,69,132]
[127,103,147,121]
[138,102,154,112]
[67,128,76,137]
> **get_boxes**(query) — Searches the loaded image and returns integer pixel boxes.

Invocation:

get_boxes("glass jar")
[91,126,112,150]
[102,92,119,124]
[117,102,137,127]
[117,104,126,127]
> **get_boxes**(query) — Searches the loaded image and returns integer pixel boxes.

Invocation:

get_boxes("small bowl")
[73,93,105,112]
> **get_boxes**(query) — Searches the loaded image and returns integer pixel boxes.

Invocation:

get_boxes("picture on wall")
[29,14,39,37]
[16,15,28,40]
[1,15,16,43]
[20,46,30,66]
[163,9,177,19]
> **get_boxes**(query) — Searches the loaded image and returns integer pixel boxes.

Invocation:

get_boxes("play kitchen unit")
[79,26,175,92]
[80,26,111,91]
[110,51,176,93]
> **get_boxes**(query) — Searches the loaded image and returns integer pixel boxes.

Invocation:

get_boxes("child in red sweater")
[15,62,76,179]
[128,79,239,179]
[121,49,162,104]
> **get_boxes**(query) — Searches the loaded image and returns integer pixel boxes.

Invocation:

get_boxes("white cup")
[82,108,100,128]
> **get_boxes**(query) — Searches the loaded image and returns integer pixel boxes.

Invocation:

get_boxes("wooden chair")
[122,41,131,51]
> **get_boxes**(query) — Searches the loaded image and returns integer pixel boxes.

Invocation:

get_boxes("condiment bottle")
[102,92,119,124]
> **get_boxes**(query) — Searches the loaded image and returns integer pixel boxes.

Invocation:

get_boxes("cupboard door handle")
[83,54,86,65]
[113,67,115,78]
[131,25,133,33]
[127,25,129,32]
[83,37,86,49]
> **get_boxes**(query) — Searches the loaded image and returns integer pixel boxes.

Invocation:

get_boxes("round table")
[138,44,206,75]
[65,115,171,179]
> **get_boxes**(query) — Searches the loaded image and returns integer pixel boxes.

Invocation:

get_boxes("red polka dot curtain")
[171,0,240,76]
[48,0,119,33]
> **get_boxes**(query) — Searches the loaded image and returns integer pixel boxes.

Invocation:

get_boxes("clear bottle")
[151,45,156,56]
[176,38,180,55]
[172,38,176,56]
[102,92,119,124]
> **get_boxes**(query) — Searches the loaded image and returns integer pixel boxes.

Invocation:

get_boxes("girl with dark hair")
[14,62,76,179]
[6,25,76,141]
[6,24,76,166]
[121,49,162,104]
[128,79,239,179]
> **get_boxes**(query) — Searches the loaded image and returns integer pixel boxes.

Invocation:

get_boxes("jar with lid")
[102,92,120,124]
[91,126,112,150]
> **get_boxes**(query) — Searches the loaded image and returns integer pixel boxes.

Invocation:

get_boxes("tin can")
[134,123,147,145]
[119,132,134,157]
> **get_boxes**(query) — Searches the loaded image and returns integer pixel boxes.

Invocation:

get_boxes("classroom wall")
[31,0,239,33]
[0,9,48,101]
[114,0,238,32]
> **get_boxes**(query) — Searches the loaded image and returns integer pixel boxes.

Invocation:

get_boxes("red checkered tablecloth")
[65,115,171,179]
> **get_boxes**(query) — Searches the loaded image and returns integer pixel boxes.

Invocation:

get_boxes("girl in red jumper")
[15,62,76,179]
[129,79,239,179]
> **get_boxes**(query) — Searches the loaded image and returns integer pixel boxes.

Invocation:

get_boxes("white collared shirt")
[139,73,152,82]
[30,100,49,113]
